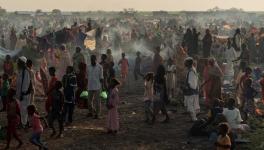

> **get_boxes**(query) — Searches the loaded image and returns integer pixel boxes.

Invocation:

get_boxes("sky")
[0,0,263,11]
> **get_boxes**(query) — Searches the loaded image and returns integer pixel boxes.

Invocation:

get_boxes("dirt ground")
[0,73,251,150]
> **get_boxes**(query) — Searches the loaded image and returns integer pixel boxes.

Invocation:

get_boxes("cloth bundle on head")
[19,56,27,63]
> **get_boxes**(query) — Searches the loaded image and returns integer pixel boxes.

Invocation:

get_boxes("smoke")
[0,47,23,59]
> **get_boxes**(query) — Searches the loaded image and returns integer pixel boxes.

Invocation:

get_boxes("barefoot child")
[27,105,48,150]
[5,88,23,149]
[47,81,64,138]
[215,123,231,150]
[144,72,154,124]
[46,67,58,113]
[118,53,129,85]
[106,78,121,134]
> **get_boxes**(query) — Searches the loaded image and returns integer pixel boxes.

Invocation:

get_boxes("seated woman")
[223,98,249,132]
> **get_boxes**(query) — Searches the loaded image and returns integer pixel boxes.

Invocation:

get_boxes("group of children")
[5,88,48,150]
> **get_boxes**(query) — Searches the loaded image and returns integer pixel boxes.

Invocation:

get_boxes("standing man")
[233,28,242,52]
[62,66,77,125]
[152,46,163,75]
[72,46,85,74]
[202,29,213,58]
[26,59,36,104]
[134,51,144,80]
[184,57,200,121]
[16,56,32,128]
[87,55,103,119]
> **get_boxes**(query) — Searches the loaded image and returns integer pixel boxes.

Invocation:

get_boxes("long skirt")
[106,107,119,131]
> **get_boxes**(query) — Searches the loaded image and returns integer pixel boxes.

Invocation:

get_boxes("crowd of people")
[1,14,264,149]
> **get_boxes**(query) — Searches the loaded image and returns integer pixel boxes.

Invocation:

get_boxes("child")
[1,74,10,111]
[215,123,231,150]
[152,65,170,123]
[259,73,264,104]
[143,72,154,124]
[46,67,58,113]
[5,88,23,149]
[27,105,48,150]
[106,78,121,134]
[47,81,64,138]
[243,78,257,120]
[62,66,77,125]
[118,53,129,85]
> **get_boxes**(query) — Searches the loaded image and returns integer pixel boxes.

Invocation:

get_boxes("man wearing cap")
[16,56,32,128]
[183,57,200,121]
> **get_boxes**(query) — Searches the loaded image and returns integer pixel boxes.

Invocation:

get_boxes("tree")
[52,9,62,16]
[0,6,6,15]
[35,9,42,15]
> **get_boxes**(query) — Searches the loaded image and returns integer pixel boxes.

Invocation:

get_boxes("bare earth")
[0,75,212,150]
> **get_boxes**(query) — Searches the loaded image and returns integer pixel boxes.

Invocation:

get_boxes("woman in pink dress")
[106,78,121,134]
[118,53,129,84]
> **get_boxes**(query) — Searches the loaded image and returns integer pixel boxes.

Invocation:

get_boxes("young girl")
[144,72,154,124]
[106,78,121,134]
[118,53,129,85]
[5,88,23,149]
[215,123,231,150]
[243,78,257,120]
[27,105,48,150]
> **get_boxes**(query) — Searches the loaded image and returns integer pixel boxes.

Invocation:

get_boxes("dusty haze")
[0,0,263,11]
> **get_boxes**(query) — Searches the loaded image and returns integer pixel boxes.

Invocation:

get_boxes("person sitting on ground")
[215,123,232,150]
[223,98,249,132]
